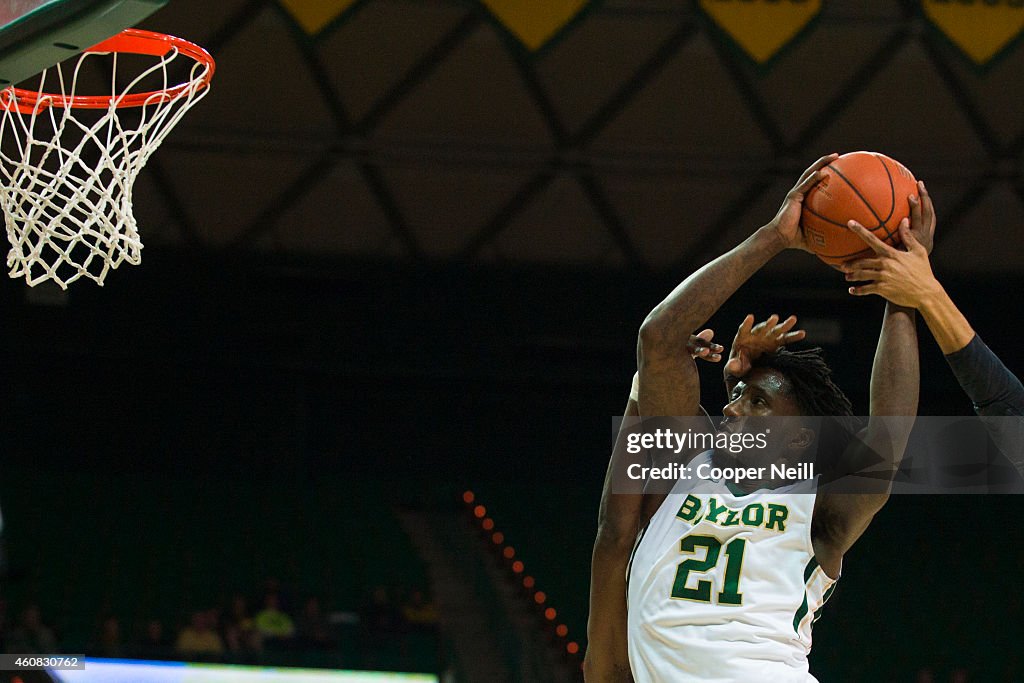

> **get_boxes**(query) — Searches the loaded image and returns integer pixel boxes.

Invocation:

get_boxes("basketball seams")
[801,151,913,266]
[824,162,896,242]
[801,211,897,261]
[875,153,896,223]
[802,204,850,229]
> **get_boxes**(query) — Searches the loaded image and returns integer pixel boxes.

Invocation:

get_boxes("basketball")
[800,151,918,267]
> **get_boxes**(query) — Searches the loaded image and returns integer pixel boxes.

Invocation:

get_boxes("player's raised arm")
[813,226,920,578]
[842,184,1024,468]
[637,154,837,417]
[585,335,721,683]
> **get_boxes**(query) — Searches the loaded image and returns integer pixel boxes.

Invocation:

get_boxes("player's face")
[719,368,808,468]
[722,368,802,419]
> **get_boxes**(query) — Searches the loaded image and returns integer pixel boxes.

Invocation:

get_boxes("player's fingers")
[919,181,937,232]
[909,193,922,230]
[848,283,880,297]
[695,328,715,343]
[737,314,755,335]
[706,352,723,363]
[793,169,824,196]
[755,314,779,337]
[725,351,748,374]
[844,268,882,282]
[799,153,839,184]
[898,218,922,253]
[776,315,799,335]
[782,330,806,344]
[847,221,894,256]
[839,258,883,273]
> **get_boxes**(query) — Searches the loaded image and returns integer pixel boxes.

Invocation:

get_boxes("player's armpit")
[812,418,914,578]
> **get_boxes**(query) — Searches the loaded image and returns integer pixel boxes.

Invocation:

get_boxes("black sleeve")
[944,334,1024,476]
[944,334,1024,416]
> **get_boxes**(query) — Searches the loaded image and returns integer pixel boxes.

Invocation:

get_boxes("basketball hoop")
[0,28,215,288]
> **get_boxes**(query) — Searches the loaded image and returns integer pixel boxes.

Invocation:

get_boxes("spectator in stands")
[134,619,171,660]
[5,604,56,654]
[175,610,224,660]
[223,594,262,662]
[362,586,402,637]
[360,586,404,670]
[254,593,295,648]
[401,590,438,631]
[91,615,124,658]
[296,596,332,650]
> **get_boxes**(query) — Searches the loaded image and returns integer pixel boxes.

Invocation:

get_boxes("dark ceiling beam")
[666,174,778,273]
[143,160,203,247]
[570,18,697,148]
[787,27,910,155]
[671,20,913,272]
[202,0,271,57]
[696,17,786,153]
[576,168,646,269]
[501,13,646,269]
[224,151,337,249]
[227,5,356,252]
[353,9,483,136]
[357,162,423,258]
[459,14,698,263]
[919,32,1003,160]
[506,37,568,147]
[457,164,558,260]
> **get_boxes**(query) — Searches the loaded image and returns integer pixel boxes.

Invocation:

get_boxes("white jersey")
[627,450,836,683]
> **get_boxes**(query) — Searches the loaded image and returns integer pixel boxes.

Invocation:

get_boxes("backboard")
[0,0,167,86]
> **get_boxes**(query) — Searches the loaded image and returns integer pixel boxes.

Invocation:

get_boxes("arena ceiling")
[126,0,1024,277]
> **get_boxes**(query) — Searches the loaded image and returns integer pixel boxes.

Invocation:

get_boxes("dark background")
[2,0,1024,680]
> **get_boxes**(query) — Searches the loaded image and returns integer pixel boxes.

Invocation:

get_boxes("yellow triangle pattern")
[480,0,591,51]
[923,0,1024,65]
[699,0,821,64]
[279,0,359,36]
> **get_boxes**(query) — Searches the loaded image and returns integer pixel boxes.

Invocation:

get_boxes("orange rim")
[0,28,214,111]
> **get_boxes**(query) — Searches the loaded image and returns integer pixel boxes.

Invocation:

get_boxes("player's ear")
[788,427,815,451]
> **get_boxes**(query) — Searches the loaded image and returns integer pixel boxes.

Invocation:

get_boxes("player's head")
[749,347,853,419]
[720,347,856,471]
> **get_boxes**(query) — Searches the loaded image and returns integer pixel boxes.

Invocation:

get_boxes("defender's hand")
[724,314,806,378]
[767,153,838,252]
[842,218,941,308]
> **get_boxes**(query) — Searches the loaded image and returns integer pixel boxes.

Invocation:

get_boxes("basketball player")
[585,153,921,682]
[841,182,1024,472]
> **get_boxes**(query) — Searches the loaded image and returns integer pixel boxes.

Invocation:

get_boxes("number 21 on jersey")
[670,534,745,605]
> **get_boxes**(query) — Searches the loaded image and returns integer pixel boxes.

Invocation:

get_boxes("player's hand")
[767,153,838,252]
[908,180,936,254]
[688,329,724,363]
[724,314,806,378]
[841,218,942,307]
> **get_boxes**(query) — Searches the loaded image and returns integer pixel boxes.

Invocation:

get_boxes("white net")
[0,33,212,288]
